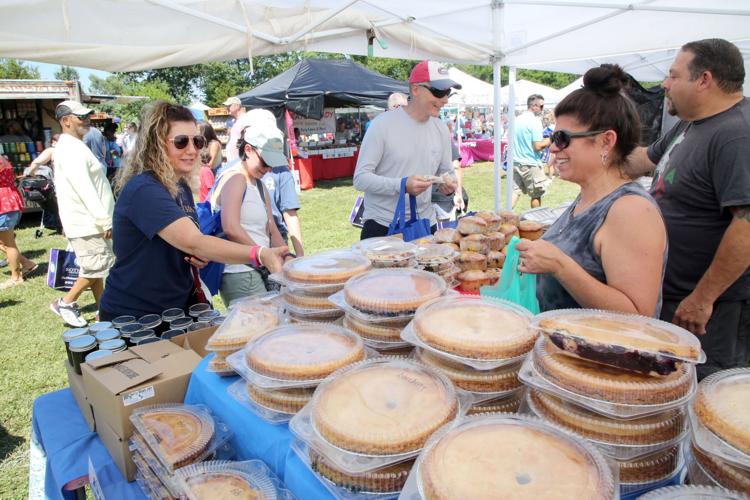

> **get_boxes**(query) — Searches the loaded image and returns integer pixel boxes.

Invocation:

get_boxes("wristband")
[249,245,260,267]
[283,252,296,259]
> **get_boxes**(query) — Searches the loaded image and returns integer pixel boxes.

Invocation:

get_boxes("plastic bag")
[481,236,540,314]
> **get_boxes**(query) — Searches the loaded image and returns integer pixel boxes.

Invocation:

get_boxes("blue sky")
[26,61,111,92]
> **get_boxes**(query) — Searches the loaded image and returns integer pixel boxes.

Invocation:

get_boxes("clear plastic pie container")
[529,337,696,406]
[614,443,683,485]
[289,357,459,474]
[291,438,411,499]
[343,313,409,343]
[398,413,617,500]
[351,237,418,268]
[282,288,336,309]
[129,403,232,473]
[134,470,173,500]
[132,448,179,498]
[173,459,294,500]
[519,347,696,420]
[279,250,372,291]
[414,243,457,268]
[205,301,282,352]
[282,299,344,319]
[689,439,750,494]
[530,308,705,376]
[405,295,534,366]
[228,379,314,424]
[617,451,685,497]
[206,354,236,377]
[691,368,750,470]
[638,484,750,500]
[466,387,526,415]
[414,347,523,393]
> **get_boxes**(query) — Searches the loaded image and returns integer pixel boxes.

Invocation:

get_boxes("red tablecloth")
[293,151,359,190]
[460,139,507,167]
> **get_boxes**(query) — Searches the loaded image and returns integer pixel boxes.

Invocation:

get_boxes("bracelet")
[249,245,260,267]
[283,252,296,259]
[258,246,264,267]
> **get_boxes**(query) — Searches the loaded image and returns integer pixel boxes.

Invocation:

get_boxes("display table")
[184,354,332,499]
[294,150,359,190]
[31,389,145,500]
[460,138,507,167]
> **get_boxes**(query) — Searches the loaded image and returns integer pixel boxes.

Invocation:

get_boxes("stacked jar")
[521,309,706,499]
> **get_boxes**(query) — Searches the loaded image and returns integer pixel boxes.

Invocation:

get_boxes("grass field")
[0,162,578,498]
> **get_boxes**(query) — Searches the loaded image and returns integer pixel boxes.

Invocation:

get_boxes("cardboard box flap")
[86,350,138,369]
[131,340,182,363]
[95,358,163,395]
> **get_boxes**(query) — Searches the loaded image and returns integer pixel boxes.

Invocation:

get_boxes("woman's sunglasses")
[169,135,207,150]
[550,129,606,150]
[418,84,454,99]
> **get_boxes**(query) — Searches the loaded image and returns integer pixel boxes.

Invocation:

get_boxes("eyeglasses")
[550,129,606,150]
[418,84,454,99]
[168,135,207,150]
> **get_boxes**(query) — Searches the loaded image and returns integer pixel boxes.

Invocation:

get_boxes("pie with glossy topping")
[344,269,446,316]
[694,369,750,455]
[283,251,371,284]
[420,419,613,500]
[137,407,214,468]
[312,362,457,454]
[246,325,364,380]
[414,297,534,359]
[183,471,263,499]
[533,339,693,404]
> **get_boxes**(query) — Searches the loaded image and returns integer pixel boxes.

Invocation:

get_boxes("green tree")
[457,64,578,89]
[0,59,41,79]
[89,73,172,125]
[54,65,80,81]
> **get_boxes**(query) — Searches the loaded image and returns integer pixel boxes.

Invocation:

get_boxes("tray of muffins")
[289,358,460,480]
[398,413,618,500]
[687,368,750,491]
[173,460,295,500]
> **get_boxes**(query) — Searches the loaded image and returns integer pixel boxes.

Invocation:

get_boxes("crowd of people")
[0,38,747,380]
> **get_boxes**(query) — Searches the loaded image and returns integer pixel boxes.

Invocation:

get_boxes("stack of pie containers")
[685,368,750,495]
[128,404,233,498]
[225,323,366,424]
[413,243,460,288]
[401,295,535,415]
[271,250,372,324]
[399,413,617,500]
[351,237,418,269]
[204,296,283,377]
[520,309,706,498]
[329,268,449,357]
[172,459,293,499]
[289,358,460,498]
[637,484,749,499]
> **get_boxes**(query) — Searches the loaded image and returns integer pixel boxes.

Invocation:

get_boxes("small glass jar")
[134,337,161,346]
[198,310,221,322]
[210,316,226,326]
[130,330,156,345]
[99,338,127,353]
[95,329,120,344]
[120,323,144,346]
[85,349,113,363]
[161,308,185,324]
[138,314,163,336]
[63,328,89,365]
[69,335,97,375]
[188,303,211,318]
[161,329,184,341]
[88,321,113,334]
[169,317,193,332]
[112,315,137,330]
[187,321,210,332]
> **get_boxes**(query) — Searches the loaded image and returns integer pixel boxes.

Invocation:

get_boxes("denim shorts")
[0,211,21,231]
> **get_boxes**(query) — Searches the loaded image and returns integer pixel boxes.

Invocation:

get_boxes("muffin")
[434,228,461,244]
[460,234,489,254]
[487,251,505,269]
[457,216,487,235]
[457,251,487,271]
[519,220,544,240]
[475,211,501,232]
[457,270,491,293]
[486,232,505,251]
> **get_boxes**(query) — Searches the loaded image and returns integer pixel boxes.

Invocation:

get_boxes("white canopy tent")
[2,0,749,209]
[448,67,494,106]
[501,80,562,109]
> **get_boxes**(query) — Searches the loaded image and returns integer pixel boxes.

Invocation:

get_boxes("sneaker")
[0,259,7,267]
[0,277,23,289]
[50,298,88,327]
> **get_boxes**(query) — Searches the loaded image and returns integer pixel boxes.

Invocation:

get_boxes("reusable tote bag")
[387,177,431,242]
[480,236,540,314]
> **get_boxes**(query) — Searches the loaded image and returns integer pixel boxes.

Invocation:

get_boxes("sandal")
[21,264,39,279]
[0,277,24,289]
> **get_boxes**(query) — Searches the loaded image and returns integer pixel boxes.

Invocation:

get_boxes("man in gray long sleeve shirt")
[353,60,460,240]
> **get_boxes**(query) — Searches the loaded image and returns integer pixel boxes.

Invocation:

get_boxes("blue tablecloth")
[31,389,145,500]
[184,354,333,499]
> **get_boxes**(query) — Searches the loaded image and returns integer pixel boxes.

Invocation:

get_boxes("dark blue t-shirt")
[262,166,300,241]
[100,173,197,318]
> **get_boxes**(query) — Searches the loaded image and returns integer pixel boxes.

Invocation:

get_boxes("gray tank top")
[536,182,666,316]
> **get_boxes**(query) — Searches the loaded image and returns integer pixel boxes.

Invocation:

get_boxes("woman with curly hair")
[99,101,286,320]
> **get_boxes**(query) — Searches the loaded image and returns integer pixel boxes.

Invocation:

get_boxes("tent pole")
[493,59,502,213]
[505,66,517,211]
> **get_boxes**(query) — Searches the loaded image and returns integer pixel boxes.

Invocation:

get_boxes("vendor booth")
[237,58,408,189]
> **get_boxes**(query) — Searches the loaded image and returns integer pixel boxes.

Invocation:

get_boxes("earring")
[601,150,609,167]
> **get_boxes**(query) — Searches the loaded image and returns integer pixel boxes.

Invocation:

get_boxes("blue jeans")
[0,211,21,231]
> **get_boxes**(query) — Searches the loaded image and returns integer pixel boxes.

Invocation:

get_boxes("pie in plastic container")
[691,440,750,494]
[342,268,447,317]
[283,250,371,285]
[414,347,523,393]
[351,237,418,268]
[638,484,750,499]
[205,302,281,351]
[173,459,292,500]
[531,308,704,376]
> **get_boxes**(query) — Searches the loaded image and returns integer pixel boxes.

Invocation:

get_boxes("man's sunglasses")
[168,135,207,150]
[550,129,606,150]
[418,84,454,99]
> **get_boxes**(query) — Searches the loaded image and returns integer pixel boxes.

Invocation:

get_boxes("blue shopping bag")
[480,236,540,314]
[387,177,432,242]
[46,248,79,291]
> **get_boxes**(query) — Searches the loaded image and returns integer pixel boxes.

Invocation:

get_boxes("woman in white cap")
[210,116,294,305]
[98,102,286,320]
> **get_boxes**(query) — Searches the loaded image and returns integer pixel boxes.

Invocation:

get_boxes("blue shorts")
[0,211,21,231]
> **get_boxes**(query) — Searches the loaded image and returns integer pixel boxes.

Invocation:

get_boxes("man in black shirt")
[629,38,750,378]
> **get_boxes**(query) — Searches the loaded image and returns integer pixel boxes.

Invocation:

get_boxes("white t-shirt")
[353,107,453,227]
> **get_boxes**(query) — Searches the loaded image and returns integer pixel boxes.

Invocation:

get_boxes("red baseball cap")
[408,61,462,91]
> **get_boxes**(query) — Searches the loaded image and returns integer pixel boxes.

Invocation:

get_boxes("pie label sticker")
[122,386,155,407]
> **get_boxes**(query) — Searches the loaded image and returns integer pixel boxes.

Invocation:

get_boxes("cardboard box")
[168,325,216,358]
[65,361,95,431]
[95,412,136,481]
[82,340,201,441]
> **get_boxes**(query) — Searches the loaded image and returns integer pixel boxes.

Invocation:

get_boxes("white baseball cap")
[55,100,93,120]
[242,122,287,168]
